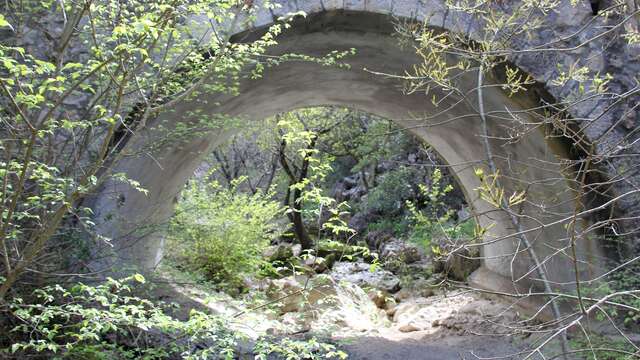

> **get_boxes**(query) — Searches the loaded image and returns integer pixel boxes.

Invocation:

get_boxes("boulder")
[348,212,371,235]
[333,175,368,203]
[263,244,295,262]
[303,256,331,274]
[365,229,393,250]
[433,247,480,281]
[266,277,305,313]
[332,179,349,203]
[381,239,423,264]
[393,300,425,324]
[265,275,337,314]
[330,261,401,293]
[398,323,421,333]
[367,289,389,309]
[291,244,302,258]
[391,298,438,332]
[394,288,412,302]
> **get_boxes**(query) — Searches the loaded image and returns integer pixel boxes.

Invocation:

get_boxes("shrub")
[569,333,637,360]
[580,260,640,331]
[366,218,410,237]
[168,177,284,291]
[365,166,418,215]
[406,169,476,253]
[3,276,346,359]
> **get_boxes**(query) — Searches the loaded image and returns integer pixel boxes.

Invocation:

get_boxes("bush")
[365,166,419,215]
[569,333,637,360]
[3,276,347,359]
[366,218,410,237]
[168,178,284,291]
[406,169,476,253]
[580,260,640,331]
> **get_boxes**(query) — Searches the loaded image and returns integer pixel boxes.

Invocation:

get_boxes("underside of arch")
[90,10,605,295]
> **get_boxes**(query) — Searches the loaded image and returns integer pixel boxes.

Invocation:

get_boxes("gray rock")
[381,239,423,264]
[330,261,401,293]
[365,229,393,250]
[263,244,294,262]
[291,244,302,258]
[348,212,371,234]
[456,207,470,221]
[433,247,480,281]
[303,256,328,273]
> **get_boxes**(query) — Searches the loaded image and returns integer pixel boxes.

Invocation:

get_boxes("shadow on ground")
[339,333,541,360]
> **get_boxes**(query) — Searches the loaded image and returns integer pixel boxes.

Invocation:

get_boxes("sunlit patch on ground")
[158,266,518,343]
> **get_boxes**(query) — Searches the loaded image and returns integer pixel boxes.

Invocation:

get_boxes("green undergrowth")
[569,333,638,360]
[157,259,272,313]
[364,168,476,260]
[2,274,347,360]
[167,177,284,294]
[577,260,640,333]
[316,239,378,263]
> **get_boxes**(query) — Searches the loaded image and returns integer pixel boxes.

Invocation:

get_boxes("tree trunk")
[290,186,313,249]
[278,136,315,249]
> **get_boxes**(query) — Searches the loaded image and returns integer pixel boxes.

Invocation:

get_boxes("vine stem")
[476,61,569,360]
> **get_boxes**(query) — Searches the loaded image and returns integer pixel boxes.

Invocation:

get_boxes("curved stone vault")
[91,0,640,294]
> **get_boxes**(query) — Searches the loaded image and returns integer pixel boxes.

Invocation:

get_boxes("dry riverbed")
[154,262,546,360]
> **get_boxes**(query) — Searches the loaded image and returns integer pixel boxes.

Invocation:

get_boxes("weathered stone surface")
[398,323,421,332]
[348,212,373,235]
[331,261,401,292]
[433,247,481,281]
[303,255,333,273]
[365,229,393,250]
[263,244,294,262]
[291,244,303,258]
[266,277,304,313]
[78,1,640,296]
[381,239,423,264]
[368,289,391,309]
[265,275,337,314]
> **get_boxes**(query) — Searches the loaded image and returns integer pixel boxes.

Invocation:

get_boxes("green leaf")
[133,274,146,284]
[0,14,13,30]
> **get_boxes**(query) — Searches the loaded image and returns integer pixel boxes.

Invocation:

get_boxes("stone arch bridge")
[91,0,640,295]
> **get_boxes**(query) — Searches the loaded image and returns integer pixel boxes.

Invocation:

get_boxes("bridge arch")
[91,5,607,294]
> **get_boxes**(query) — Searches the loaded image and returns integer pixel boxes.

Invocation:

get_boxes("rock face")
[330,261,401,293]
[333,174,367,203]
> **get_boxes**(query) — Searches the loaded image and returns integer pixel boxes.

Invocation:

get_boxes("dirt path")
[341,334,537,360]
[330,289,544,360]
